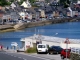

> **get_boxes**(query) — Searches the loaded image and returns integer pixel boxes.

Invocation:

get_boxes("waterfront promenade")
[0,17,79,32]
[0,25,13,30]
[0,25,14,32]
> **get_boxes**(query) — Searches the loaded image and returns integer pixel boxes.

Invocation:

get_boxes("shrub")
[25,47,37,53]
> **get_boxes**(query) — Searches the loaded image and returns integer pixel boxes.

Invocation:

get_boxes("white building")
[20,34,80,51]
[21,0,31,8]
[40,10,45,18]
[10,3,17,9]
[19,12,26,20]
[77,0,80,4]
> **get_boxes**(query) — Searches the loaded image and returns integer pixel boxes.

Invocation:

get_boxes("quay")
[0,25,14,32]
[0,25,13,30]
[22,17,80,28]
[0,17,80,32]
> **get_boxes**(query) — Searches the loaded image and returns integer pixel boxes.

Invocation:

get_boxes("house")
[61,7,73,17]
[19,12,26,20]
[0,10,5,24]
[40,10,45,18]
[19,11,33,20]
[25,8,37,19]
[19,34,80,51]
[34,8,40,19]
[20,34,62,50]
[0,6,2,10]
[10,11,20,20]
[11,3,16,9]
[10,2,20,9]
[0,10,5,19]
[21,0,31,8]
[71,8,78,17]
[53,11,59,17]
[77,0,80,4]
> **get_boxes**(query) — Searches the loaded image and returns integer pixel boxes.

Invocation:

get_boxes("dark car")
[60,49,71,59]
[48,46,63,54]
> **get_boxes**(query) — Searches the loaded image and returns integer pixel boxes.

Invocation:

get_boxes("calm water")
[0,22,80,47]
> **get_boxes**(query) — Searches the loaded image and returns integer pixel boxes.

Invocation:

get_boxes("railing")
[71,47,80,55]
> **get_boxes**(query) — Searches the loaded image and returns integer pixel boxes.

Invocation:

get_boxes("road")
[0,51,69,60]
[0,52,23,60]
[0,52,47,60]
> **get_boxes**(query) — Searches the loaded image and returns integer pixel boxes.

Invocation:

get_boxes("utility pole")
[65,38,69,60]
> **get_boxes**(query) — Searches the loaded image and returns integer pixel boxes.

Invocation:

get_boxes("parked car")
[60,49,71,59]
[36,44,49,54]
[48,46,63,54]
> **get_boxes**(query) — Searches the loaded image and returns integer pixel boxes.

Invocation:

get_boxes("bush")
[25,47,37,53]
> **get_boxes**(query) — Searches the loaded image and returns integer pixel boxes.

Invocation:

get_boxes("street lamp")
[65,38,70,60]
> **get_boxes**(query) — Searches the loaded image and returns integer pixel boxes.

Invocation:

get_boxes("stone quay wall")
[24,17,78,28]
[0,17,80,32]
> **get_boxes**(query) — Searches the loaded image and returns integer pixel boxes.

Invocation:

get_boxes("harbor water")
[0,22,80,48]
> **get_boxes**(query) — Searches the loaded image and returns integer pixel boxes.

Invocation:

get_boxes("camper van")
[37,44,49,54]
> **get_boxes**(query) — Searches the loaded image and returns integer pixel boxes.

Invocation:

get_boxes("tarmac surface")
[0,49,69,60]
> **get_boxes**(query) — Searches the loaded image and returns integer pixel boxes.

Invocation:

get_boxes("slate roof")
[0,10,5,14]
[13,1,20,7]
[34,8,39,12]
[71,8,76,11]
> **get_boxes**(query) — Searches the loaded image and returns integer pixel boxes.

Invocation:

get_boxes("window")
[64,49,70,52]
[38,45,45,48]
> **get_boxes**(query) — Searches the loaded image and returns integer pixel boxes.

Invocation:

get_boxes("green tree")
[59,0,70,8]
[29,0,35,5]
[18,0,26,5]
[45,0,49,3]
[0,0,9,6]
[59,0,65,5]
[10,0,15,3]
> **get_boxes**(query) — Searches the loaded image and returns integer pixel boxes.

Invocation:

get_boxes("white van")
[37,44,49,54]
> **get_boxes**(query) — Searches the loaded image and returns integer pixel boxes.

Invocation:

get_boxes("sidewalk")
[0,25,13,30]
[3,48,17,53]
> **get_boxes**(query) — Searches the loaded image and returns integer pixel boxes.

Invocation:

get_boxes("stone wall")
[24,18,75,28]
[0,17,80,31]
[70,53,80,60]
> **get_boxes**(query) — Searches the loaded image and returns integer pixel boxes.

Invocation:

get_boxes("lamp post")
[65,38,69,60]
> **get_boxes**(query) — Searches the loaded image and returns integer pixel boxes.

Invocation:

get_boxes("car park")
[48,46,63,54]
[60,49,71,59]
